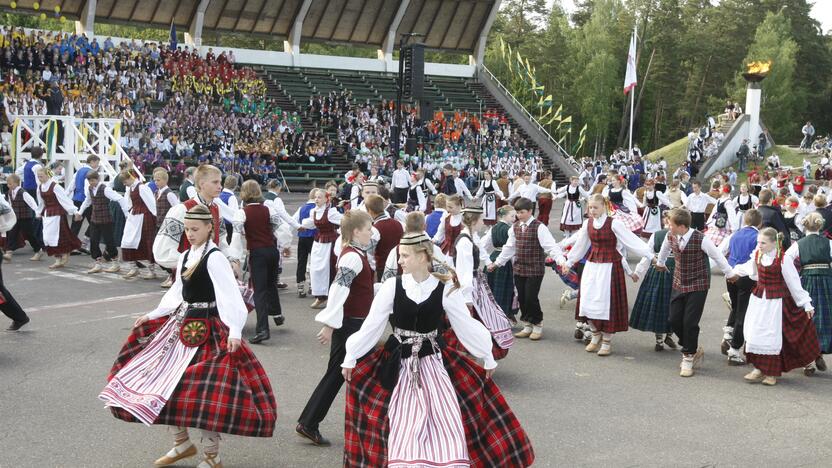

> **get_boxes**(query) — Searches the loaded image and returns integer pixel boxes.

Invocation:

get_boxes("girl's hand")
[227,338,241,353]
[630,273,639,282]
[133,315,150,328]
[342,367,353,382]
[806,308,815,319]
[317,326,333,345]
[485,368,495,380]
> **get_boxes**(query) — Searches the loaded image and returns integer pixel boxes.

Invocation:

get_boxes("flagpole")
[628,25,637,157]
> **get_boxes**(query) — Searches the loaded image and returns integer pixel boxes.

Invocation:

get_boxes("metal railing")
[479,65,573,161]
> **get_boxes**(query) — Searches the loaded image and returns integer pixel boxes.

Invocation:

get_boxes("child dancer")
[704,184,735,248]
[0,196,30,331]
[731,227,820,385]
[293,190,317,298]
[554,176,589,239]
[536,171,555,226]
[425,193,447,238]
[638,178,672,239]
[785,212,831,374]
[35,167,80,269]
[300,188,342,310]
[656,208,736,377]
[733,183,759,228]
[481,205,519,324]
[381,211,449,283]
[4,173,43,261]
[119,170,159,280]
[474,170,503,224]
[77,171,124,274]
[99,204,276,468]
[341,232,534,467]
[602,173,644,235]
[433,194,463,256]
[562,194,654,356]
[683,180,715,231]
[297,210,374,446]
[153,168,181,287]
[630,212,678,351]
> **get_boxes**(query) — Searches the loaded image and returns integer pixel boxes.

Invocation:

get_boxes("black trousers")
[393,187,408,204]
[250,247,281,335]
[296,236,314,283]
[691,212,706,231]
[89,222,118,261]
[298,317,364,429]
[70,200,91,237]
[669,289,708,354]
[0,256,28,323]
[726,277,756,349]
[514,274,544,325]
[6,218,42,252]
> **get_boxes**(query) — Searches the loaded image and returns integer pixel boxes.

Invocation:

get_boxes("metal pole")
[628,89,634,156]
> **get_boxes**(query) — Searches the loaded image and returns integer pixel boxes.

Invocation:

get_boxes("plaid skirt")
[107,315,277,437]
[801,274,832,354]
[704,226,729,247]
[536,197,553,226]
[444,305,510,361]
[486,257,517,318]
[344,345,534,467]
[110,201,126,245]
[575,261,629,333]
[45,215,81,256]
[611,209,643,236]
[121,212,156,262]
[746,295,820,377]
[630,261,675,334]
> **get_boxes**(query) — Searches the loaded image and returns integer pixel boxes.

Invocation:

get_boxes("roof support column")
[470,0,501,68]
[284,0,313,66]
[186,0,212,48]
[75,0,97,37]
[379,0,409,73]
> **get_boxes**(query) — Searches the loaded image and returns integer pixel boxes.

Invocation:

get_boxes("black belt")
[185,306,219,319]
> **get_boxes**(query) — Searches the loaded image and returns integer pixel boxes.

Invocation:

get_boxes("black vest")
[390,277,445,333]
[181,247,219,303]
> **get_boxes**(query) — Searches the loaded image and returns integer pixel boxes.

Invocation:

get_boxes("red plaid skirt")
[121,212,156,262]
[344,345,534,467]
[536,197,553,226]
[575,261,629,333]
[444,307,510,361]
[45,216,81,256]
[107,315,277,437]
[746,296,820,377]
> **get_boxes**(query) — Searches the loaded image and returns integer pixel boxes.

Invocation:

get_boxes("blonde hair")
[802,212,825,232]
[152,167,169,182]
[400,239,460,295]
[181,205,214,280]
[118,169,136,184]
[446,194,463,209]
[6,173,20,184]
[240,179,264,204]
[223,175,238,190]
[194,164,221,192]
[462,211,482,231]
[758,227,784,260]
[340,210,372,247]
[404,211,426,233]
[433,193,447,210]
[814,194,827,209]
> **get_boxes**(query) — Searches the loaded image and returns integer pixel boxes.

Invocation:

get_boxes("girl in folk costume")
[638,178,673,239]
[452,206,514,360]
[99,205,277,468]
[406,169,437,213]
[341,233,535,467]
[77,170,124,274]
[630,212,678,351]
[480,205,519,323]
[300,188,342,310]
[561,194,654,356]
[119,170,159,280]
[785,213,831,375]
[730,227,821,386]
[35,167,81,269]
[297,210,375,446]
[3,173,44,261]
[230,181,289,345]
[555,176,590,238]
[474,170,504,225]
[704,184,736,247]
[536,170,555,226]
[733,183,759,229]
[381,211,449,283]
[602,172,645,235]
[433,194,464,257]
[783,196,804,243]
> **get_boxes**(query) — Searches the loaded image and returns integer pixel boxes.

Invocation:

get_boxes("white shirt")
[684,191,717,213]
[7,187,39,212]
[564,215,653,270]
[656,228,733,276]
[508,182,553,202]
[391,168,410,189]
[492,217,562,267]
[736,247,812,309]
[264,194,301,229]
[315,245,370,329]
[229,203,287,262]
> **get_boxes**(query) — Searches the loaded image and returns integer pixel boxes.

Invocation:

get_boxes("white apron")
[578,261,612,321]
[744,292,784,355]
[121,213,144,249]
[41,215,61,247]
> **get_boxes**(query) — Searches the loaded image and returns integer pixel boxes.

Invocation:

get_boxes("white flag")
[623,28,637,95]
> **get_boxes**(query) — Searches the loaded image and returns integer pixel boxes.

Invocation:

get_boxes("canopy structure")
[0,0,501,64]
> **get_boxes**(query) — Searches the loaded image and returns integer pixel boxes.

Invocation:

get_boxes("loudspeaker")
[419,99,433,122]
[405,137,418,155]
[403,43,425,100]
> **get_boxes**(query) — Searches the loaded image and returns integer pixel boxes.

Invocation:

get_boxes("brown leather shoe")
[154,441,197,466]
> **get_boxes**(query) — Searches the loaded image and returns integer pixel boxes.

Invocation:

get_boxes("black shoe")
[295,423,330,446]
[573,328,584,340]
[654,342,664,352]
[248,332,270,344]
[6,317,30,331]
[273,315,285,326]
[817,356,828,371]
[276,282,288,289]
[664,334,678,349]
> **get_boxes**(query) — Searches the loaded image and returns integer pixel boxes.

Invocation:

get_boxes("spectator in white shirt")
[683,180,717,231]
[391,159,411,204]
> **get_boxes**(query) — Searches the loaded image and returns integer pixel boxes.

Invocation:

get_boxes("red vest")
[440,214,463,256]
[179,198,221,252]
[373,217,403,274]
[587,217,621,263]
[342,246,374,319]
[512,218,546,277]
[242,203,276,251]
[752,253,788,299]
[156,187,173,226]
[89,184,112,225]
[39,182,65,217]
[7,188,32,220]
[129,185,151,216]
[313,205,339,243]
[670,230,711,293]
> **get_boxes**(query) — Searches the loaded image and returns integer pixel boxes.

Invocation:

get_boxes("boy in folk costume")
[656,208,737,377]
[561,194,654,356]
[299,188,342,310]
[297,210,374,446]
[0,196,30,331]
[293,190,317,298]
[554,176,590,238]
[365,194,403,282]
[683,180,716,231]
[731,227,820,386]
[3,174,44,261]
[152,168,181,287]
[718,209,763,364]
[262,179,301,290]
[425,193,447,238]
[488,197,563,341]
[76,171,124,274]
[119,170,159,280]
[506,171,553,215]
[35,167,81,269]
[100,205,276,468]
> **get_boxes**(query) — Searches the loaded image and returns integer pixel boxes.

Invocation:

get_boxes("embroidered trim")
[157,217,184,242]
[334,266,358,287]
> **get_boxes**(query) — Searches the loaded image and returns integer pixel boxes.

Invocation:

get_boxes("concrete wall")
[700,115,775,180]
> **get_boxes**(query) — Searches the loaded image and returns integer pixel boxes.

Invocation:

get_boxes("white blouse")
[732,248,813,310]
[315,246,369,329]
[342,274,498,370]
[453,229,491,303]
[36,181,77,216]
[565,214,653,269]
[125,181,157,216]
[146,242,249,340]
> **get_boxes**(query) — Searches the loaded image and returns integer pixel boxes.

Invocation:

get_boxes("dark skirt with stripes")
[800,273,832,354]
[486,253,517,319]
[110,201,126,246]
[45,215,81,256]
[121,212,156,262]
[630,260,675,334]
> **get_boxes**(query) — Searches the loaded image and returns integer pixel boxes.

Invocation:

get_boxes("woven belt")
[803,264,831,270]
[185,301,217,309]
[393,328,441,389]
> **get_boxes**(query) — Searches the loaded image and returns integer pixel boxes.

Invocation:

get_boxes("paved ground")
[1,193,831,468]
